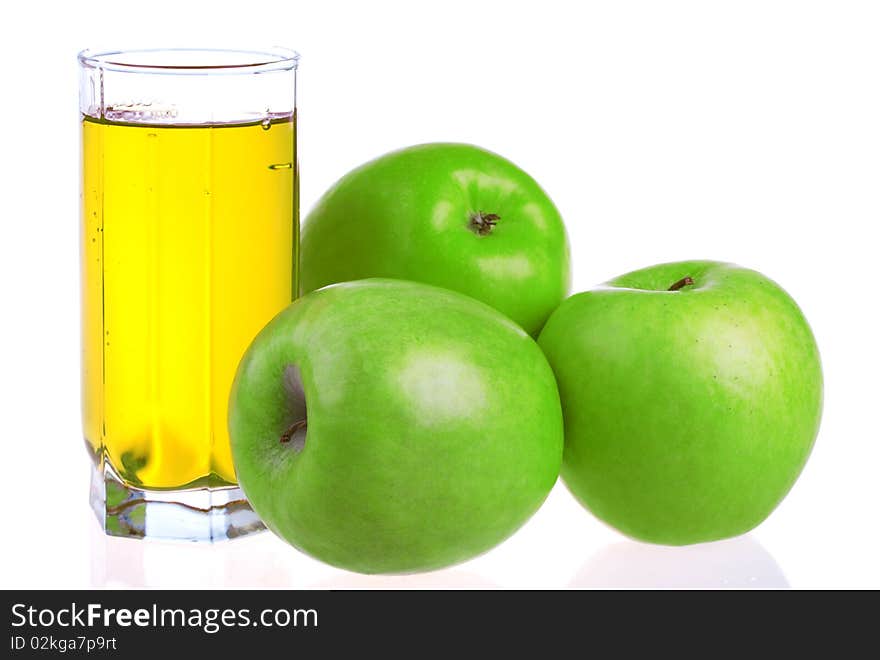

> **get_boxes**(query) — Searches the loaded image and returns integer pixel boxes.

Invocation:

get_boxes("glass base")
[90,461,265,542]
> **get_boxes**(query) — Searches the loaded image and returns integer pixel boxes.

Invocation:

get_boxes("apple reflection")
[309,570,498,590]
[570,535,788,588]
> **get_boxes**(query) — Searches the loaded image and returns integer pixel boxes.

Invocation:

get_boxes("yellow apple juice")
[81,114,297,490]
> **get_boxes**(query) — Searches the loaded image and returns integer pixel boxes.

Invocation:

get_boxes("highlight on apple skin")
[228,278,564,574]
[537,260,823,545]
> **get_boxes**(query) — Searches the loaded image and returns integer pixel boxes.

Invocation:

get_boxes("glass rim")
[77,47,300,75]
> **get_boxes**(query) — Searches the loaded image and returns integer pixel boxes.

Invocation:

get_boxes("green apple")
[537,260,823,545]
[300,143,570,336]
[229,278,563,573]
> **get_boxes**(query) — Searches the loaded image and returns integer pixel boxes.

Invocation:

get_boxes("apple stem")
[280,419,307,445]
[668,276,695,292]
[469,211,500,236]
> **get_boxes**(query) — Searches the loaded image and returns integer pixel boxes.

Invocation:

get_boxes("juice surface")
[82,115,296,489]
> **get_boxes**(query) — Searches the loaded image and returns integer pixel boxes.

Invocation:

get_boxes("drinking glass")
[79,47,299,541]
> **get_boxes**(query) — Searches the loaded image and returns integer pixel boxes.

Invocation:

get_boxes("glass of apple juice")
[78,48,299,541]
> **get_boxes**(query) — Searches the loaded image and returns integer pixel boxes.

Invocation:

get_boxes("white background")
[0,0,877,589]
